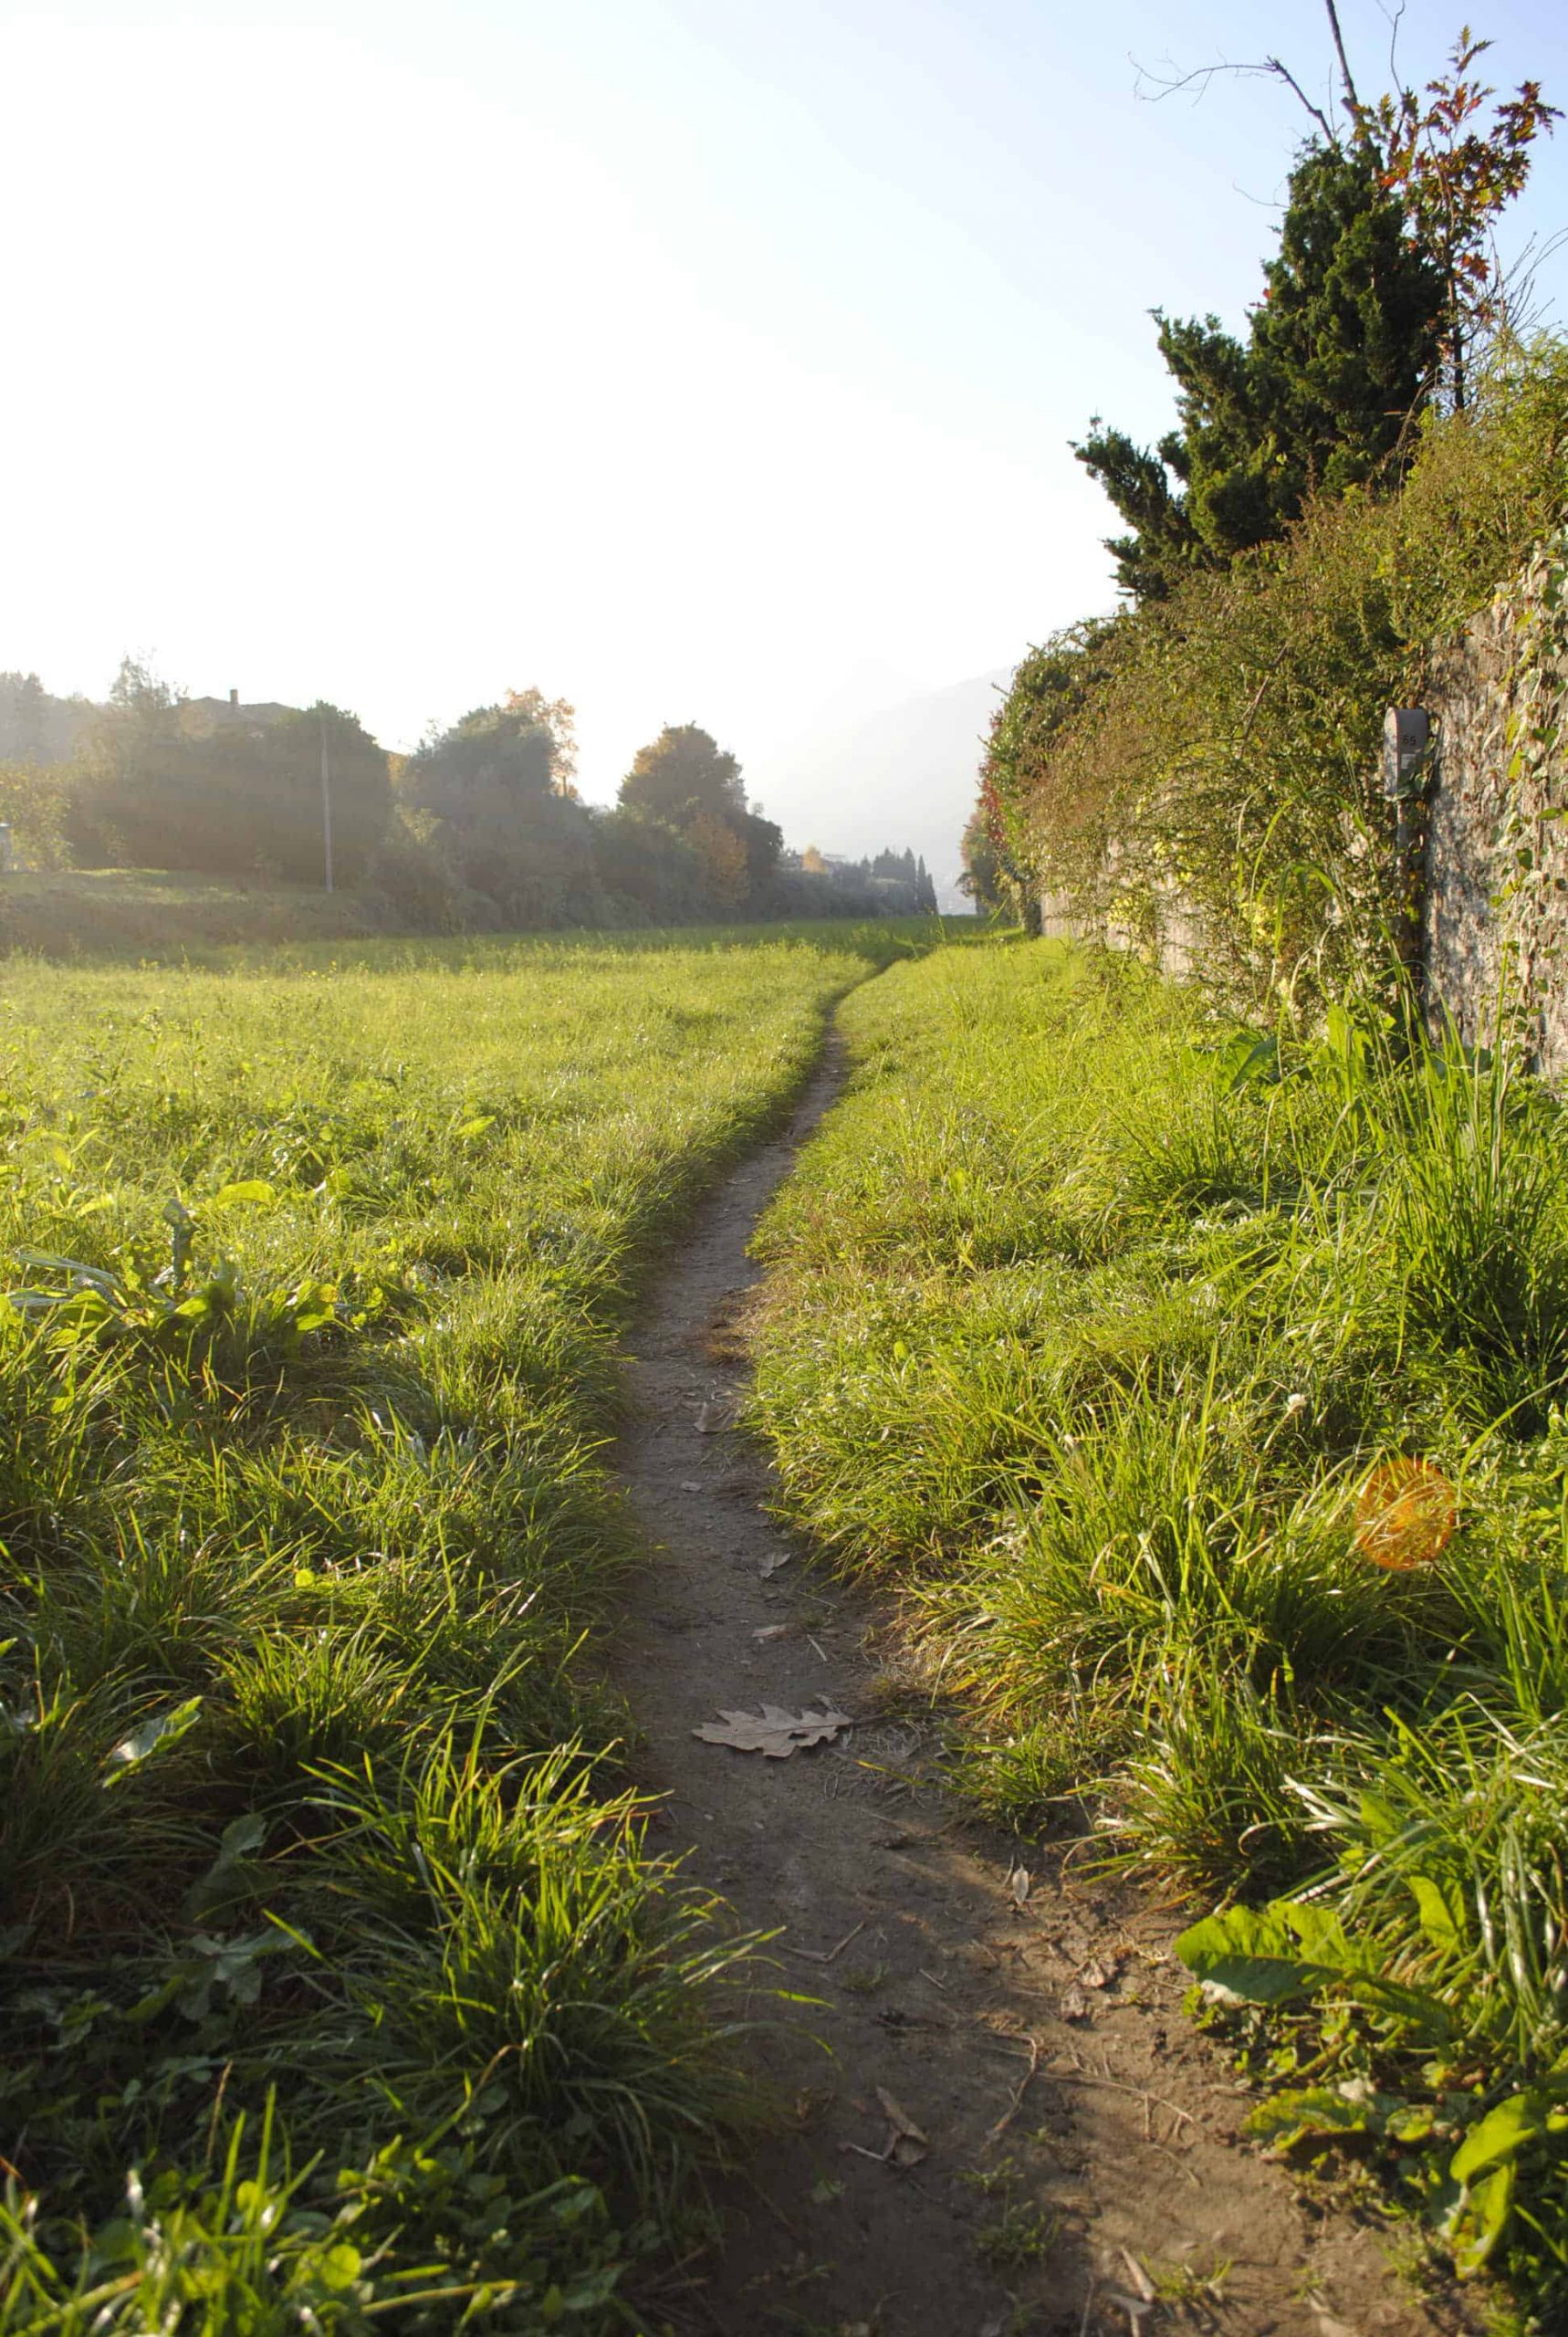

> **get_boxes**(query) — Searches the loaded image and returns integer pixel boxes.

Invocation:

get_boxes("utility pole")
[319,707,335,894]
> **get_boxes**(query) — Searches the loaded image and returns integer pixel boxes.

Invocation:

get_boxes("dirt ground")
[611,1043,1472,2337]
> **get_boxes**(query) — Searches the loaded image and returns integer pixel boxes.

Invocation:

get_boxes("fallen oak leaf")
[693,1704,853,1758]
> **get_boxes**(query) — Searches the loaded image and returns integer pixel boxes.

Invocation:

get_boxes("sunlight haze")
[4,0,1565,874]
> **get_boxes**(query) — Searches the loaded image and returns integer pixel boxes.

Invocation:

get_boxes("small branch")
[1048,2052,1197,2133]
[1133,47,1335,143]
[1322,0,1362,117]
[984,2032,1044,2145]
[1264,54,1336,143]
[784,1917,865,1965]
[1378,0,1406,92]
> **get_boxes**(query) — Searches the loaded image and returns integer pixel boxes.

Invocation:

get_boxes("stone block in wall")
[1424,529,1568,1075]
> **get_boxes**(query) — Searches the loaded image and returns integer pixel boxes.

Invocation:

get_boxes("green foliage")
[615,725,782,917]
[0,926,906,2322]
[0,760,75,870]
[70,665,392,886]
[956,806,1004,914]
[395,693,601,929]
[618,722,744,824]
[977,618,1120,898]
[1015,340,1568,1002]
[1076,142,1443,601]
[1361,29,1563,409]
[746,938,1568,2315]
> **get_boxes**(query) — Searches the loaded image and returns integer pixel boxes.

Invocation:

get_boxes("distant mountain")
[755,665,1013,910]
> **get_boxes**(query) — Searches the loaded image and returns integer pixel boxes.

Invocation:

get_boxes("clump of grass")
[747,938,1568,2318]
[0,924,919,2317]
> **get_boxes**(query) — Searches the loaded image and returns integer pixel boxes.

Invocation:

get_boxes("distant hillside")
[757,666,1012,907]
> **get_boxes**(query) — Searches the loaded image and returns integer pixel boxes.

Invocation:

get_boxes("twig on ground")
[984,2032,1044,2146]
[785,1918,866,1966]
[1048,2050,1196,2135]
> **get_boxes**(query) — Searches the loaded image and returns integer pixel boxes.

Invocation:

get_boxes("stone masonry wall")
[1425,530,1568,1075]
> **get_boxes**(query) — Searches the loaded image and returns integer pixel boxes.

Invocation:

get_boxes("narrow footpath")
[612,1034,1460,2337]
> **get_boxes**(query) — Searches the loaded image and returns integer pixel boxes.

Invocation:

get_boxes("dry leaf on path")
[693,1703,852,1757]
[758,1552,790,1578]
[693,1402,726,1434]
[875,2086,925,2138]
[873,2086,930,2168]
[679,1479,703,1493]
[1081,1956,1114,1990]
[752,1623,790,1641]
[1009,1865,1031,1905]
[1119,2251,1156,2302]
[1061,1982,1092,2024]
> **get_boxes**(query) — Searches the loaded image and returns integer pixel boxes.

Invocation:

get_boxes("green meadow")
[748,939,1568,2317]
[0,925,934,2330]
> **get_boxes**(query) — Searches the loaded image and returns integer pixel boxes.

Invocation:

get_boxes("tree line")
[0,670,936,929]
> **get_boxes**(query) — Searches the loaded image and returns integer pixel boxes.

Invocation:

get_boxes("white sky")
[2,0,1564,830]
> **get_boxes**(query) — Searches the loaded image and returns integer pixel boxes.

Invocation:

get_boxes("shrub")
[1008,339,1568,1006]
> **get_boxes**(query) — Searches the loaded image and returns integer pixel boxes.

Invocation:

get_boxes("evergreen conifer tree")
[1075,141,1444,599]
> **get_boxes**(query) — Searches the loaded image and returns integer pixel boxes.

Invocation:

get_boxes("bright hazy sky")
[3,0,1565,826]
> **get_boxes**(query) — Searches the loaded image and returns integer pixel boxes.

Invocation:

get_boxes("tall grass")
[747,938,1568,2314]
[0,926,906,2327]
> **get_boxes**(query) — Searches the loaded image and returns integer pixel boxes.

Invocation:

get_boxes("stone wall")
[1424,530,1568,1074]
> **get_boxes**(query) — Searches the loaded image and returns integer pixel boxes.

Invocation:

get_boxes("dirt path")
[612,1036,1462,2337]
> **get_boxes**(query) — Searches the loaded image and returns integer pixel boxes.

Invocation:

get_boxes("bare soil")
[612,1039,1470,2337]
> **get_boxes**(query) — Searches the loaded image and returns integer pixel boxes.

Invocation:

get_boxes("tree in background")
[957,807,1004,914]
[0,671,47,762]
[619,724,744,824]
[688,808,750,909]
[616,723,780,912]
[0,761,74,867]
[398,692,597,925]
[70,662,392,884]
[589,803,708,924]
[976,619,1120,922]
[0,671,91,766]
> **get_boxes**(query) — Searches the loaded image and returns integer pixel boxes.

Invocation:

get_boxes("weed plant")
[747,938,1568,2315]
[0,926,904,2328]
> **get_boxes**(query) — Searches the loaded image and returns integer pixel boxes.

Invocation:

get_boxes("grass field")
[0,867,972,967]
[0,924,938,2329]
[0,869,382,958]
[748,940,1568,2319]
